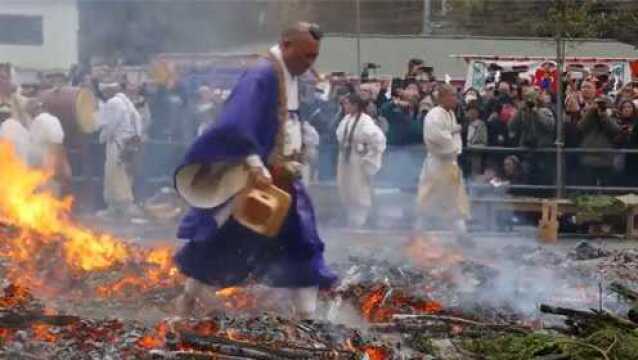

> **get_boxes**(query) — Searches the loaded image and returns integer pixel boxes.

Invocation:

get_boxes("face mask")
[465,94,478,103]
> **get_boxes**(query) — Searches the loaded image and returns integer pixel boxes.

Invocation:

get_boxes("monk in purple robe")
[173,23,337,319]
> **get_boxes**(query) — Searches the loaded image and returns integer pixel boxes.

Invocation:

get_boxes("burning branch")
[179,332,356,359]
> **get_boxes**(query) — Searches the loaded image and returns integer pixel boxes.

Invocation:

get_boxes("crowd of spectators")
[5,57,638,202]
[297,59,638,195]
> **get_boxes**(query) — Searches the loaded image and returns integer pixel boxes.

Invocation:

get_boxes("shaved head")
[279,22,322,76]
[437,84,458,110]
[282,22,323,42]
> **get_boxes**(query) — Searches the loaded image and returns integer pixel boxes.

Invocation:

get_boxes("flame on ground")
[32,324,57,342]
[137,322,169,349]
[360,285,442,323]
[362,345,390,360]
[0,141,179,297]
[215,287,257,311]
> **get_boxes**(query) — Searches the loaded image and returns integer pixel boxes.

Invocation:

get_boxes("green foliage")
[463,333,560,360]
[406,334,436,354]
[572,195,626,224]
[463,326,638,360]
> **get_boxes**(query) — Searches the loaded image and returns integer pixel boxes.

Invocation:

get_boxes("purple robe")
[173,58,337,289]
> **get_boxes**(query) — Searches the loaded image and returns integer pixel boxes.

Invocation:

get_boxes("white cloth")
[270,45,299,110]
[0,118,30,164]
[336,112,386,226]
[98,93,143,146]
[98,93,142,210]
[418,106,470,221]
[423,106,462,157]
[28,112,64,168]
[103,141,134,210]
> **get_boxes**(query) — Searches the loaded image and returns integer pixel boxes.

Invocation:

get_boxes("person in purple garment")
[173,22,337,319]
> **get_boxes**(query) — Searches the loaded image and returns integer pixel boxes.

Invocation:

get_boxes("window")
[0,15,44,46]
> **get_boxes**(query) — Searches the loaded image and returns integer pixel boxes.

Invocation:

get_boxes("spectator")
[508,89,556,186]
[613,100,638,184]
[465,104,487,176]
[380,81,423,145]
[566,80,597,122]
[578,97,621,186]
[496,81,514,102]
[486,101,508,147]
[616,99,636,144]
[466,105,488,147]
[615,84,635,108]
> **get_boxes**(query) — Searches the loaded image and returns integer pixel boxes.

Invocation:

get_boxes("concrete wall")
[0,0,78,70]
[315,34,638,78]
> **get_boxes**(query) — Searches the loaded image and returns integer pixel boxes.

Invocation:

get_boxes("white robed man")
[97,82,144,218]
[25,99,72,196]
[0,103,30,163]
[417,84,473,245]
[336,93,386,227]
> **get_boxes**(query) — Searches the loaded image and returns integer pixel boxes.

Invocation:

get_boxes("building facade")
[0,0,79,70]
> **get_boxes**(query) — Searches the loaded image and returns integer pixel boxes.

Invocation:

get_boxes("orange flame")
[32,324,57,342]
[0,141,180,297]
[137,322,169,349]
[360,285,443,322]
[215,287,257,311]
[0,142,129,272]
[362,345,389,360]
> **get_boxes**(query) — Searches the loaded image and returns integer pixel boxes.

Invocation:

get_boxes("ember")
[360,284,442,322]
[215,287,257,311]
[32,324,57,342]
[362,345,389,360]
[137,322,169,349]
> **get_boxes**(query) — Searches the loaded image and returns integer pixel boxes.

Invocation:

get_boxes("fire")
[0,141,180,298]
[362,345,389,360]
[0,283,32,308]
[192,321,218,336]
[360,285,442,322]
[0,328,14,341]
[137,322,169,349]
[215,287,257,311]
[32,324,57,342]
[0,142,129,272]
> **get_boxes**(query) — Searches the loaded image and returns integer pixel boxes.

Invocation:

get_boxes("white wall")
[316,34,638,78]
[0,0,78,70]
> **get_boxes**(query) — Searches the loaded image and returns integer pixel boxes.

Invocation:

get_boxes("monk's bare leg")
[290,286,318,320]
[176,278,205,317]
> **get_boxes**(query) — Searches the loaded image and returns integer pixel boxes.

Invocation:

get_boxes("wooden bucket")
[40,86,98,135]
[232,184,292,238]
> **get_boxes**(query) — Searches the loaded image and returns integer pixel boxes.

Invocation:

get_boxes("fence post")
[555,36,565,198]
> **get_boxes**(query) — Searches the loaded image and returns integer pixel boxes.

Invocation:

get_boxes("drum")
[40,86,98,135]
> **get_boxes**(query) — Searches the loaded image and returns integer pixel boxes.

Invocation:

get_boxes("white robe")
[418,106,470,221]
[0,118,30,164]
[336,112,386,226]
[98,93,142,211]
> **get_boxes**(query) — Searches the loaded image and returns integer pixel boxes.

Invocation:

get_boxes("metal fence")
[67,141,638,210]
